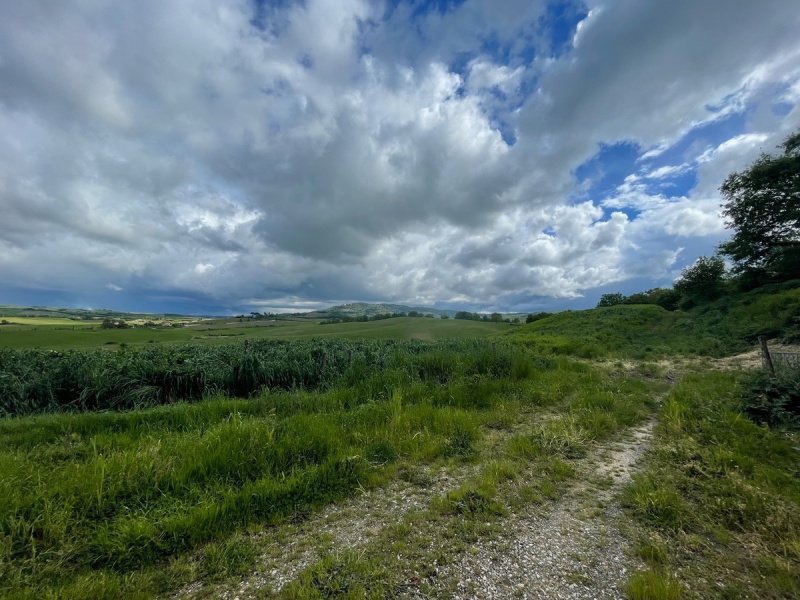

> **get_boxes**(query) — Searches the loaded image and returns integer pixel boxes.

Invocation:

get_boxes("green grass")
[626,570,682,600]
[0,317,99,326]
[622,371,800,598]
[7,284,799,598]
[0,347,656,599]
[507,280,800,358]
[0,317,508,350]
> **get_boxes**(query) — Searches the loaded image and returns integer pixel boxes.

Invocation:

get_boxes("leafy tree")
[626,288,682,311]
[674,256,727,307]
[525,312,549,323]
[718,130,800,283]
[597,293,625,308]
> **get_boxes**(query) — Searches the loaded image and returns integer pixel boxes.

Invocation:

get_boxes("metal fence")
[771,351,800,370]
[760,336,800,375]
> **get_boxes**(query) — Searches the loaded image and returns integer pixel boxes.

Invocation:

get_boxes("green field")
[0,317,99,326]
[0,317,509,350]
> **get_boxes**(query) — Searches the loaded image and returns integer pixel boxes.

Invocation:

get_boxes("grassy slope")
[0,317,508,350]
[506,281,800,358]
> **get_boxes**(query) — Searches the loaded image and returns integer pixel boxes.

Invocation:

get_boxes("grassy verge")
[622,371,800,599]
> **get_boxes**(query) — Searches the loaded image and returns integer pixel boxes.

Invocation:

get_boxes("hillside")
[506,280,800,358]
[0,304,203,321]
[300,302,456,319]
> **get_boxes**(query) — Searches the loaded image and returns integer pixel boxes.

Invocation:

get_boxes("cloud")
[646,164,690,179]
[0,0,799,313]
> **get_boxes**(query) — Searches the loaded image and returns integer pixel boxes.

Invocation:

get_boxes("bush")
[742,369,800,428]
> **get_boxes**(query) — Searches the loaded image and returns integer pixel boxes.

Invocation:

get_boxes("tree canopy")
[673,256,727,307]
[718,130,800,283]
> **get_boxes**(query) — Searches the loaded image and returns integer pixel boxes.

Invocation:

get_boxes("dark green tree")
[525,312,549,323]
[597,293,625,308]
[674,256,727,307]
[625,288,681,311]
[718,130,800,283]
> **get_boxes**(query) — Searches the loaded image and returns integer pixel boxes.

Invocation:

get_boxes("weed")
[633,538,668,566]
[201,534,258,581]
[626,569,682,600]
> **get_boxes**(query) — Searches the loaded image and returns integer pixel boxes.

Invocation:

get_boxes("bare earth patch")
[422,420,656,600]
[709,343,800,371]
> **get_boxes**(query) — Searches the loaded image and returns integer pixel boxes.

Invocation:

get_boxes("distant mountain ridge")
[303,302,457,319]
[1,302,528,322]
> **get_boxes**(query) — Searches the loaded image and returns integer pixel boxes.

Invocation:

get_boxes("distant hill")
[299,302,458,319]
[301,302,530,320]
[0,304,205,321]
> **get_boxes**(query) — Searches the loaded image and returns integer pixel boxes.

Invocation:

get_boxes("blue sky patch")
[575,141,641,200]
[539,0,588,58]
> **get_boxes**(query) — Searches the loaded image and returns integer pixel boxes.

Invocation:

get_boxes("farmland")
[0,316,508,351]
[1,296,799,599]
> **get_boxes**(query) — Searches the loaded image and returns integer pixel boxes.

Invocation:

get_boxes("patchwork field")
[0,317,508,350]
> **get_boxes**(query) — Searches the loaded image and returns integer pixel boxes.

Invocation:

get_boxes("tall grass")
[0,339,534,416]
[623,371,800,598]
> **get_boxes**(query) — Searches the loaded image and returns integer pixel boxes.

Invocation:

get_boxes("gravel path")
[422,419,655,600]
[173,414,653,599]
[173,425,530,599]
[174,463,478,599]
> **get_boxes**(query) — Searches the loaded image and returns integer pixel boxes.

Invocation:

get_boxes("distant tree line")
[101,319,130,329]
[320,311,441,325]
[455,311,520,323]
[525,312,551,323]
[596,287,682,311]
[237,312,282,320]
[598,129,800,311]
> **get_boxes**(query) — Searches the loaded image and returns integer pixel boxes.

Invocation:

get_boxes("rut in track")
[174,415,655,600]
[422,419,656,600]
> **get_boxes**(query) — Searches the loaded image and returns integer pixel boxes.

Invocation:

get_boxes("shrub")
[742,369,800,428]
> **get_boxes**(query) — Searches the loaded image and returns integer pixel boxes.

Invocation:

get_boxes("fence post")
[758,335,776,377]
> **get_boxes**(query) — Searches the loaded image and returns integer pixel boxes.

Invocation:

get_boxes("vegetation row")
[0,339,533,416]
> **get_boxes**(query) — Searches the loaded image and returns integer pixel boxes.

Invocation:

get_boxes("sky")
[1,0,799,315]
